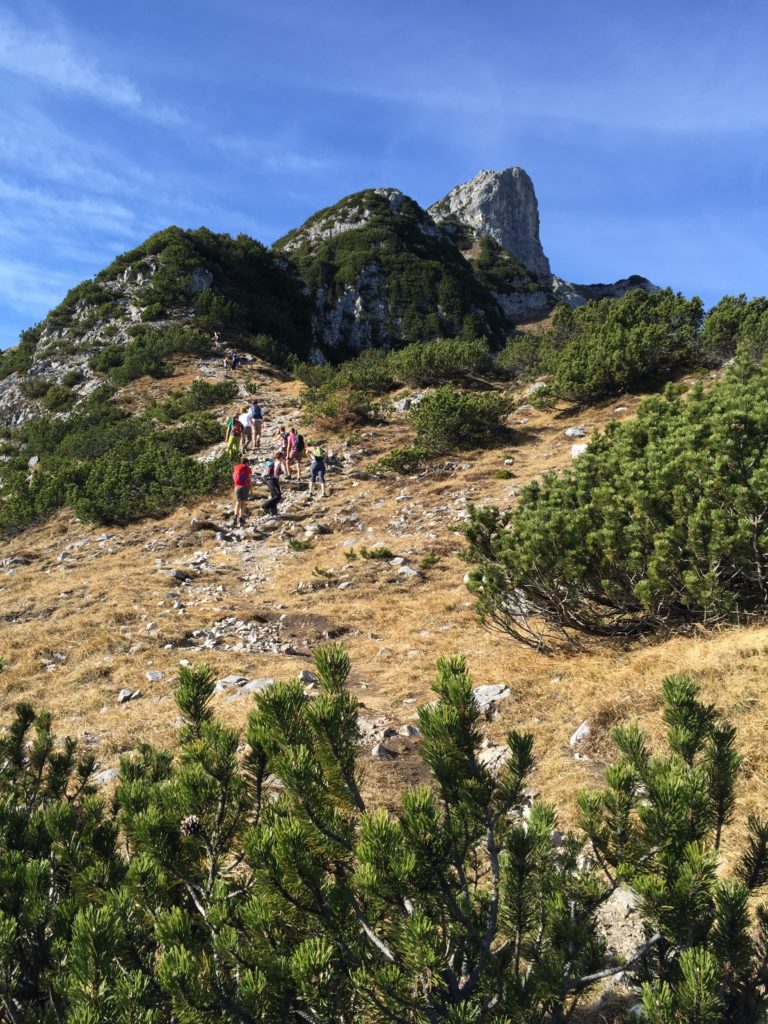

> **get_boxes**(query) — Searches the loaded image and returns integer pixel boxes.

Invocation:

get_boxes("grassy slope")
[1,355,765,879]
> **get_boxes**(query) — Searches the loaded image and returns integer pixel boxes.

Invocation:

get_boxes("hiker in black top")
[261,453,282,517]
[249,399,263,450]
[307,444,327,498]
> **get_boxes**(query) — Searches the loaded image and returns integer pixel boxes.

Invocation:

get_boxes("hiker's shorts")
[234,486,250,501]
[310,463,325,483]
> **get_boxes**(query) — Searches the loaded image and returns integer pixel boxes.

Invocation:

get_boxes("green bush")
[547,288,704,403]
[464,364,768,649]
[292,360,338,388]
[60,369,84,388]
[287,537,313,551]
[701,294,768,365]
[149,378,239,423]
[0,381,234,533]
[496,332,555,380]
[302,386,375,428]
[70,442,229,524]
[388,337,494,386]
[248,332,296,370]
[20,378,50,399]
[89,326,212,386]
[2,653,767,1023]
[369,445,427,474]
[139,301,164,321]
[0,325,42,380]
[418,550,440,569]
[359,545,394,559]
[410,385,513,453]
[41,384,75,412]
[295,338,493,395]
[88,343,125,372]
[336,348,395,393]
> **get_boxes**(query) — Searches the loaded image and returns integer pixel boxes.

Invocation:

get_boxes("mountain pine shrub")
[2,652,767,1021]
[388,337,494,386]
[547,289,704,404]
[0,382,231,533]
[580,674,768,1023]
[410,385,513,454]
[464,363,768,649]
[302,386,377,429]
[701,294,768,365]
[40,384,75,412]
[369,445,428,475]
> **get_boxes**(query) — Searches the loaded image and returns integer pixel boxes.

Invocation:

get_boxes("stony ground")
[2,355,767,839]
[4,353,768,1017]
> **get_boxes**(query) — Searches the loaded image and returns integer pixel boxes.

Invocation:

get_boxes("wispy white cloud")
[211,133,332,174]
[0,177,137,236]
[0,255,76,318]
[0,9,139,106]
[0,7,184,124]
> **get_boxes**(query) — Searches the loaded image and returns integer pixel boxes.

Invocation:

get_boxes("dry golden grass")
[1,359,765,866]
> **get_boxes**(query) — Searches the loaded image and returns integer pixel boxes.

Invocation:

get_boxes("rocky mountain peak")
[428,167,551,280]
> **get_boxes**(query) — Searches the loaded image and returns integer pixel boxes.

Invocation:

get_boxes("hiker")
[230,351,239,370]
[273,424,288,459]
[261,453,282,517]
[307,443,327,498]
[225,410,244,453]
[238,407,252,452]
[249,398,263,450]
[232,457,252,527]
[286,427,306,480]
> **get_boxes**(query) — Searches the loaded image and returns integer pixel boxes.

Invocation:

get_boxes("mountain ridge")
[0,167,657,426]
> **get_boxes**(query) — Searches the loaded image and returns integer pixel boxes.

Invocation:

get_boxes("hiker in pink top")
[286,427,306,481]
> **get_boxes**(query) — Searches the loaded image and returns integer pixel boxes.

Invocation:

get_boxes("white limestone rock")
[429,167,551,278]
[570,721,591,747]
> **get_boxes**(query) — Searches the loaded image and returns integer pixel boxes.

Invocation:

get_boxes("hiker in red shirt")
[232,458,252,527]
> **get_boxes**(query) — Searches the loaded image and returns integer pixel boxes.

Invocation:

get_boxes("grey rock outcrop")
[314,261,394,352]
[429,168,551,279]
[552,274,659,308]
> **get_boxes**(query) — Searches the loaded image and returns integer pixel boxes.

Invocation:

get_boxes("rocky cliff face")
[0,260,160,427]
[0,171,661,416]
[429,168,552,280]
[274,188,509,356]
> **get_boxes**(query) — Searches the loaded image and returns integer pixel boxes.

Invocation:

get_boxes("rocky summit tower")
[428,167,551,280]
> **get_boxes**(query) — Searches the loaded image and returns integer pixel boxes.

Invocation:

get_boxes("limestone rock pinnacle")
[429,167,551,279]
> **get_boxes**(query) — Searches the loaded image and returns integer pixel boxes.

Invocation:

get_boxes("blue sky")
[1,0,767,347]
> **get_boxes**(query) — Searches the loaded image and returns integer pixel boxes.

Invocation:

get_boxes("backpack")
[234,464,250,486]
[296,433,306,454]
[262,459,275,479]
[232,419,243,437]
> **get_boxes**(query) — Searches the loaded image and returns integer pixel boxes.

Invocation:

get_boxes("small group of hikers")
[231,447,327,526]
[225,399,264,455]
[227,398,327,526]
